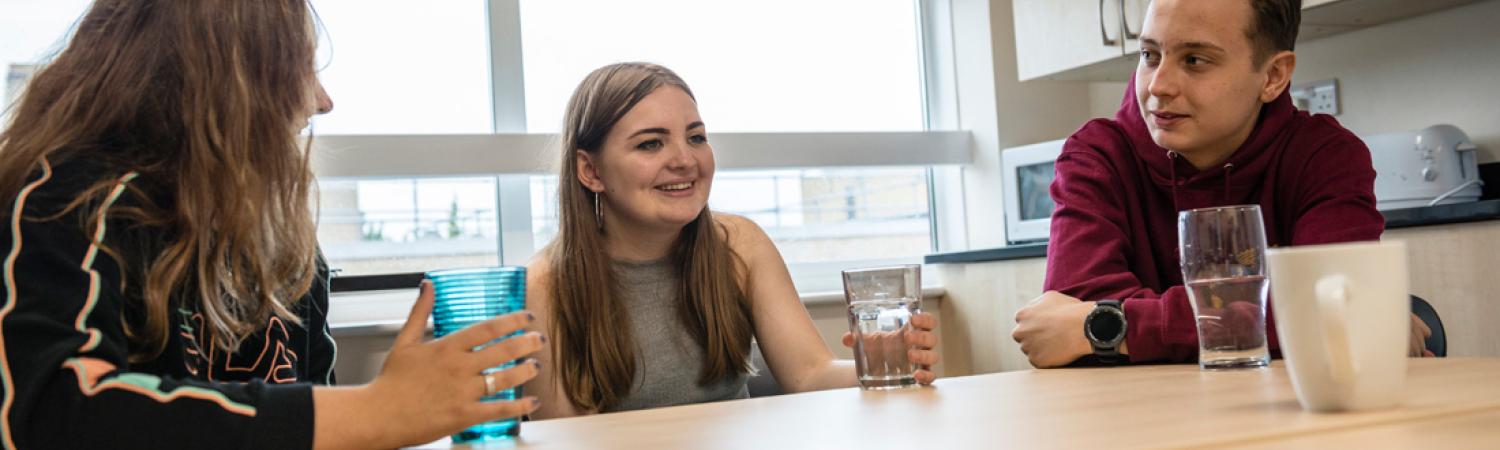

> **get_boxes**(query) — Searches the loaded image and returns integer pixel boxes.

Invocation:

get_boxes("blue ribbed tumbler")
[427,266,527,444]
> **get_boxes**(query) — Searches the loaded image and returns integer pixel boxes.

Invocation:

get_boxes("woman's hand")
[315,280,546,450]
[841,312,941,385]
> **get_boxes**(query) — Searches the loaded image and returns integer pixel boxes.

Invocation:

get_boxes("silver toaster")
[1365,124,1483,211]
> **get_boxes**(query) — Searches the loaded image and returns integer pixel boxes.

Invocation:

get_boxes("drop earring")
[593,191,604,232]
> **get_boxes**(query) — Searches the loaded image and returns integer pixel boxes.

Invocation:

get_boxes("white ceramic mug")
[1266,240,1409,412]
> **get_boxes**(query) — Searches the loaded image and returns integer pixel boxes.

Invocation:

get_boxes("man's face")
[1136,0,1275,159]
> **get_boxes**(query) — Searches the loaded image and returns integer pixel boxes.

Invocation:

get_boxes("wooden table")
[427,358,1500,449]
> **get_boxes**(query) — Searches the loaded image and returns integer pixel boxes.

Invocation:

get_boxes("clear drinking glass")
[841,264,921,390]
[1178,205,1271,370]
[427,267,527,443]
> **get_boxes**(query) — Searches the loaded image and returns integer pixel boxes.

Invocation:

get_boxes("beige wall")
[929,221,1500,377]
[1384,222,1500,358]
[928,257,1046,376]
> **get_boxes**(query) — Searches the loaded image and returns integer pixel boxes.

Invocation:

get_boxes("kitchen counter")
[1384,199,1500,229]
[926,199,1500,264]
[924,242,1047,264]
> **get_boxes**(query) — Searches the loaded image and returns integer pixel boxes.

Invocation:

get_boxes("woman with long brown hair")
[0,1,541,448]
[523,62,942,418]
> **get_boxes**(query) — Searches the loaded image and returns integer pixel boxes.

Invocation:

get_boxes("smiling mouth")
[657,181,694,192]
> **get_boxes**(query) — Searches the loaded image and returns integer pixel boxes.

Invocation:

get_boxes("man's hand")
[1012,291,1098,368]
[1410,312,1435,357]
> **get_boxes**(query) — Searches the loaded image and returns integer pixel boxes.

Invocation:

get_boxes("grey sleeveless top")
[607,258,750,412]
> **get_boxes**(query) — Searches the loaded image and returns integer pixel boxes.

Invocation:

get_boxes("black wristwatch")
[1084,300,1127,362]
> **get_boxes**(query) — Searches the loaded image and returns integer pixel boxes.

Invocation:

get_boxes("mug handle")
[1315,275,1358,385]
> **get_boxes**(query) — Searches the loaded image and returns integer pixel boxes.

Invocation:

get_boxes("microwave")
[1001,139,1066,245]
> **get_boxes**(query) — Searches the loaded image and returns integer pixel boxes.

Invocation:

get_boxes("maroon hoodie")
[1045,80,1384,363]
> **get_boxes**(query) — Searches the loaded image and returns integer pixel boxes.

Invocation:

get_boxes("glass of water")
[427,266,527,443]
[1178,205,1271,370]
[842,264,921,390]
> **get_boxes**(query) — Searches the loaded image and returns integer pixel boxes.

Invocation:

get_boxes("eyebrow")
[1178,41,1227,53]
[629,128,670,139]
[628,121,705,139]
[1140,38,1227,54]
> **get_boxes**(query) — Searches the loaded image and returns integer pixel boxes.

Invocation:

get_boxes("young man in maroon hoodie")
[1010,0,1432,367]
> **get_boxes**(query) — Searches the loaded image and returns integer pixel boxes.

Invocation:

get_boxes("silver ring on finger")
[483,372,498,397]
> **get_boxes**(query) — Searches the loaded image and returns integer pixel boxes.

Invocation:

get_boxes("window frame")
[323,0,973,294]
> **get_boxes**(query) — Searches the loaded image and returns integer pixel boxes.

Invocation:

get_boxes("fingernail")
[532,359,542,370]
[538,334,548,344]
[530,397,541,408]
[526,312,536,322]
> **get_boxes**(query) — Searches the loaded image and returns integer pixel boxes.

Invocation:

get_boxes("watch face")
[1087,308,1125,346]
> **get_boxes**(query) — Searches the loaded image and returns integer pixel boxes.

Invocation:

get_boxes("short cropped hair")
[1247,0,1302,64]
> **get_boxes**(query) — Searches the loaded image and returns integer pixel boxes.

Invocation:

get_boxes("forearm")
[783,359,857,393]
[312,385,390,450]
[1121,286,1200,363]
[16,360,317,449]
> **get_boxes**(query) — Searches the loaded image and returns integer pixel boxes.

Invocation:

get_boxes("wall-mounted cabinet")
[1013,0,1486,82]
[1013,0,1148,82]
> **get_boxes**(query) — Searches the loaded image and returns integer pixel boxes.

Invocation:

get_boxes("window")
[310,1,965,294]
[0,0,93,121]
[517,0,925,133]
[318,177,501,276]
[4,0,969,296]
[308,0,494,135]
[528,167,931,263]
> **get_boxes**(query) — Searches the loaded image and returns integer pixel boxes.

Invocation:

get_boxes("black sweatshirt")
[0,157,337,449]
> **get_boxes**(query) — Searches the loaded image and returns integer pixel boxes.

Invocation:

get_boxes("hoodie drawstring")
[1167,151,1181,212]
[1167,152,1238,207]
[1222,162,1235,204]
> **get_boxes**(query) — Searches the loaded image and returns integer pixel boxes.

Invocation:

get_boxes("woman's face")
[297,76,334,131]
[579,86,715,235]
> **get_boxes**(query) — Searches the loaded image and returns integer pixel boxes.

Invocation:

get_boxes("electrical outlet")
[1290,79,1340,115]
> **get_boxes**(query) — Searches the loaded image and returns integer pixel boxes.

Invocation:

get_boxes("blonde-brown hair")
[547,62,753,411]
[0,0,321,361]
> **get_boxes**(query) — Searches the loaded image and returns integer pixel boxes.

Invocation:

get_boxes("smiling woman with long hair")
[522,63,942,418]
[0,1,541,448]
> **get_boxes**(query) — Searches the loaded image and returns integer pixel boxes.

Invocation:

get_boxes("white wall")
[987,1,1097,150]
[951,0,1096,249]
[1292,0,1500,162]
[1089,82,1129,119]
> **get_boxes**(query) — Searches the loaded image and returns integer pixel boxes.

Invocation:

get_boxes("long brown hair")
[0,0,322,361]
[547,63,754,411]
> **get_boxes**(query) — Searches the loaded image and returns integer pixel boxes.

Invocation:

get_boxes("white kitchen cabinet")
[1014,0,1485,82]
[1120,0,1151,54]
[1013,0,1139,81]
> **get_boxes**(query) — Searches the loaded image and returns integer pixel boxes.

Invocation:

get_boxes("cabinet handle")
[1099,0,1121,46]
[1121,0,1141,40]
